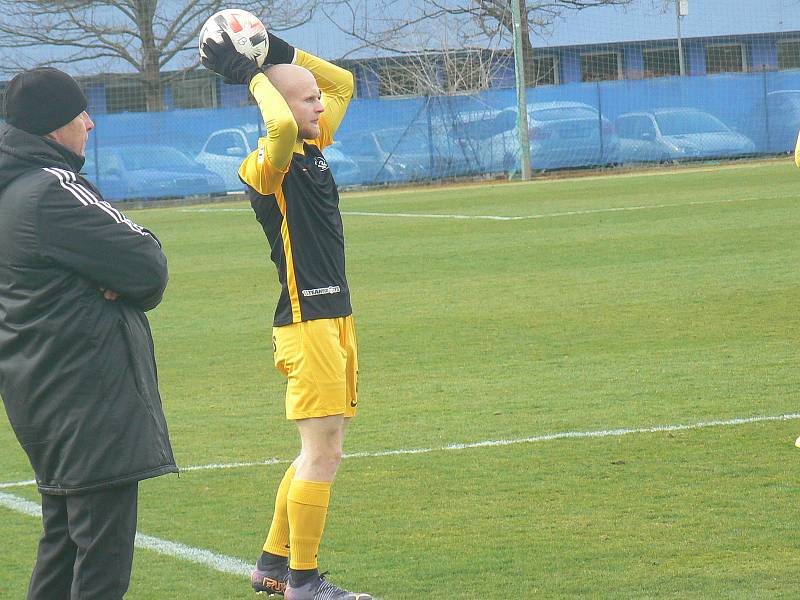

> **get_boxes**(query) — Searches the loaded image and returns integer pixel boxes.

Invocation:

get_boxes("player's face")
[288,79,324,141]
[50,111,94,157]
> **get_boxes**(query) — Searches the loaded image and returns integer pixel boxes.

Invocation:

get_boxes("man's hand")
[201,31,260,84]
[100,288,119,301]
[265,32,295,65]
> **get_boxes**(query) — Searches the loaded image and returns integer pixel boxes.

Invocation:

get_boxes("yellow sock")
[263,464,296,557]
[287,479,331,570]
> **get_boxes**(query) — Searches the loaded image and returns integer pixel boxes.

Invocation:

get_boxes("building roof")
[287,0,800,59]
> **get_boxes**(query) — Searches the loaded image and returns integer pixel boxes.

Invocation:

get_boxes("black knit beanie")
[5,67,88,135]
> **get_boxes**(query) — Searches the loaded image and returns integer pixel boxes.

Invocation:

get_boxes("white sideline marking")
[341,197,745,220]
[180,195,757,220]
[180,207,249,212]
[4,412,796,489]
[185,412,800,470]
[182,457,287,472]
[0,479,36,489]
[134,534,250,576]
[342,210,523,220]
[0,491,40,516]
[0,492,251,577]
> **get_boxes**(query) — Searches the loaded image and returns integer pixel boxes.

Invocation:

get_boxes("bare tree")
[314,0,634,179]
[322,0,633,91]
[0,1,316,111]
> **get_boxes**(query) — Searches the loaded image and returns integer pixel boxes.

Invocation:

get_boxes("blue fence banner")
[83,69,800,201]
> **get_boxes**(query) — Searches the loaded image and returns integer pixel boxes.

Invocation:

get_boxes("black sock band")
[289,567,319,588]
[257,551,288,574]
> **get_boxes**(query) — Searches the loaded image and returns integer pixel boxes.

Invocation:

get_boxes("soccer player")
[794,129,800,168]
[201,30,372,600]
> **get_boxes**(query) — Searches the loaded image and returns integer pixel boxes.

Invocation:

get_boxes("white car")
[196,126,259,191]
[197,126,362,190]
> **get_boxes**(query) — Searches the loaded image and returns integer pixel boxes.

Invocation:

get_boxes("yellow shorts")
[272,316,359,420]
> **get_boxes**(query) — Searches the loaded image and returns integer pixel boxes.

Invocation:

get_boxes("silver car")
[443,101,619,173]
[615,108,756,163]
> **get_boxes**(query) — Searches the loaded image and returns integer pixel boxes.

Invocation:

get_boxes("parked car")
[522,101,620,170]
[337,121,480,183]
[615,108,756,163]
[433,101,619,174]
[197,127,362,190]
[336,129,425,184]
[742,90,800,153]
[196,125,259,191]
[83,144,227,201]
[432,107,520,175]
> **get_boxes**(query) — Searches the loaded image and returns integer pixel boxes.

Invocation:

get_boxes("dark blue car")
[83,144,228,201]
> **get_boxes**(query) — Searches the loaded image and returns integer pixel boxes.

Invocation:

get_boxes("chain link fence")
[2,2,799,200]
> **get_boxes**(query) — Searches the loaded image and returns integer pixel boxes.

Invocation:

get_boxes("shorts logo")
[301,286,341,297]
[314,156,329,171]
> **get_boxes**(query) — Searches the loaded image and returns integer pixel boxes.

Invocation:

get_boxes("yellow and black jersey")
[239,50,354,326]
[795,128,800,168]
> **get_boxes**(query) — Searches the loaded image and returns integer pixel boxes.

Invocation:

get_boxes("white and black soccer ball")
[198,9,268,67]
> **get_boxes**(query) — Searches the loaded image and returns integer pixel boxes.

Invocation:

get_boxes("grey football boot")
[251,567,289,596]
[284,574,372,600]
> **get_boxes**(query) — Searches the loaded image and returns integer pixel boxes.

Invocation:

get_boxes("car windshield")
[450,110,514,140]
[123,146,196,170]
[656,112,727,135]
[530,107,598,121]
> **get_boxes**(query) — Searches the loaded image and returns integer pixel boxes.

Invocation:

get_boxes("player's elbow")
[343,70,355,100]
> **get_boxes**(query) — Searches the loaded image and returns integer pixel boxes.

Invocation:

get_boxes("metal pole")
[511,0,532,180]
[676,0,686,76]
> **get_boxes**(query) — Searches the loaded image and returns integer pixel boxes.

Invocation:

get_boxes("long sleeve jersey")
[239,50,355,326]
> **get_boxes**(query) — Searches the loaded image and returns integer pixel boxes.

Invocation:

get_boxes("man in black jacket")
[0,67,177,600]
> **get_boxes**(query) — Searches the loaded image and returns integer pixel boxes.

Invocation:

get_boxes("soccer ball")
[198,9,268,67]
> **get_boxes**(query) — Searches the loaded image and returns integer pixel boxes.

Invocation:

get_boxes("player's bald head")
[264,63,317,99]
[263,63,324,141]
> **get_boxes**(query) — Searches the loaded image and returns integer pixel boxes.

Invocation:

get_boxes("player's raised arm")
[201,32,297,194]
[293,50,355,147]
[246,74,298,170]
[247,32,355,149]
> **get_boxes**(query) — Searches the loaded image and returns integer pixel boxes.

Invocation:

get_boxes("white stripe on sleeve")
[43,167,149,236]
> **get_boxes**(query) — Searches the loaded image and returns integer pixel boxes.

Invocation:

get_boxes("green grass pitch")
[1,160,799,599]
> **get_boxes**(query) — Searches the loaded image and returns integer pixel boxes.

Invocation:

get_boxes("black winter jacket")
[0,123,178,495]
